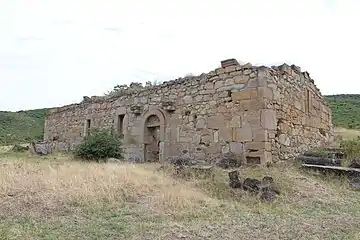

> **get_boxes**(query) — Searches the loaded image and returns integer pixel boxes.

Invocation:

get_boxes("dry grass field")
[334,127,360,140]
[1,150,360,240]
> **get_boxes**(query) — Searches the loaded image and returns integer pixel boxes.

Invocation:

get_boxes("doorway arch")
[140,109,167,162]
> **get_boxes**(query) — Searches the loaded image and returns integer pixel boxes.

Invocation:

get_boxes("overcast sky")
[0,0,359,111]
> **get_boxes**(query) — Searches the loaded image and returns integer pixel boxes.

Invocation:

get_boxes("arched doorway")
[140,109,168,163]
[144,115,161,162]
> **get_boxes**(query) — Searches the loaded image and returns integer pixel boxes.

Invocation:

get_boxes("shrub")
[11,144,29,152]
[340,137,360,159]
[74,128,123,161]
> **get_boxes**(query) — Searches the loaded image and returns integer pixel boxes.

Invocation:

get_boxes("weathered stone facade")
[44,58,334,164]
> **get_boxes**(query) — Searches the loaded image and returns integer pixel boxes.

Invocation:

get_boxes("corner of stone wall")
[219,60,275,166]
[264,63,334,162]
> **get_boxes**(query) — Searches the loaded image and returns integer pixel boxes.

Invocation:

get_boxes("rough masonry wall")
[264,64,334,161]
[44,59,334,164]
[44,60,271,164]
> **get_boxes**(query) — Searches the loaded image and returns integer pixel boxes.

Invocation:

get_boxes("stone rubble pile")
[29,141,52,155]
[228,170,280,203]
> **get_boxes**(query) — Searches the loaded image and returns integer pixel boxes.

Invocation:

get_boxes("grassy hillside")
[324,94,360,129]
[0,108,48,144]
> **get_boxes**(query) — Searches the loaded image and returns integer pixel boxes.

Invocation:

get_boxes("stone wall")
[44,58,334,164]
[264,64,334,161]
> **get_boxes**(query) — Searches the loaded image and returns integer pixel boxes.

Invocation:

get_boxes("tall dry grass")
[1,153,360,239]
[334,127,360,140]
[0,156,217,219]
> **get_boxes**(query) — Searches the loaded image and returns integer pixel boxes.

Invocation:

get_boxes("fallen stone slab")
[297,155,342,167]
[301,164,360,191]
[348,158,360,169]
[301,164,360,173]
[302,151,345,159]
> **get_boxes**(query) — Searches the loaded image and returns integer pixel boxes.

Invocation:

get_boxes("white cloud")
[0,0,359,111]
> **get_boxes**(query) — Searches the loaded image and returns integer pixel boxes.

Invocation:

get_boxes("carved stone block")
[130,104,143,115]
[161,101,176,112]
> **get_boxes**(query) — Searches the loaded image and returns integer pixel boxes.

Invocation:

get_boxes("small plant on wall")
[74,127,123,161]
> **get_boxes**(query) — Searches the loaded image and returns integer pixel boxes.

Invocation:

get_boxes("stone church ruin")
[44,58,334,165]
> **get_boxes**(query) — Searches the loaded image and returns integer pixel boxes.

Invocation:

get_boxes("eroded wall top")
[47,59,328,116]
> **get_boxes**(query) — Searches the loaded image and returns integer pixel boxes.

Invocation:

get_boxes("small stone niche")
[161,101,176,112]
[246,156,261,165]
[130,104,143,115]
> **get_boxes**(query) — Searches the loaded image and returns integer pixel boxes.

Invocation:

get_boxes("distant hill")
[324,94,360,129]
[0,94,359,144]
[0,108,49,144]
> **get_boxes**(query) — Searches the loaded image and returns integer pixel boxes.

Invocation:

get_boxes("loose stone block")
[221,58,239,68]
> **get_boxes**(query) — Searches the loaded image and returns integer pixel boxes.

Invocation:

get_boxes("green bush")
[74,128,123,161]
[340,137,360,159]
